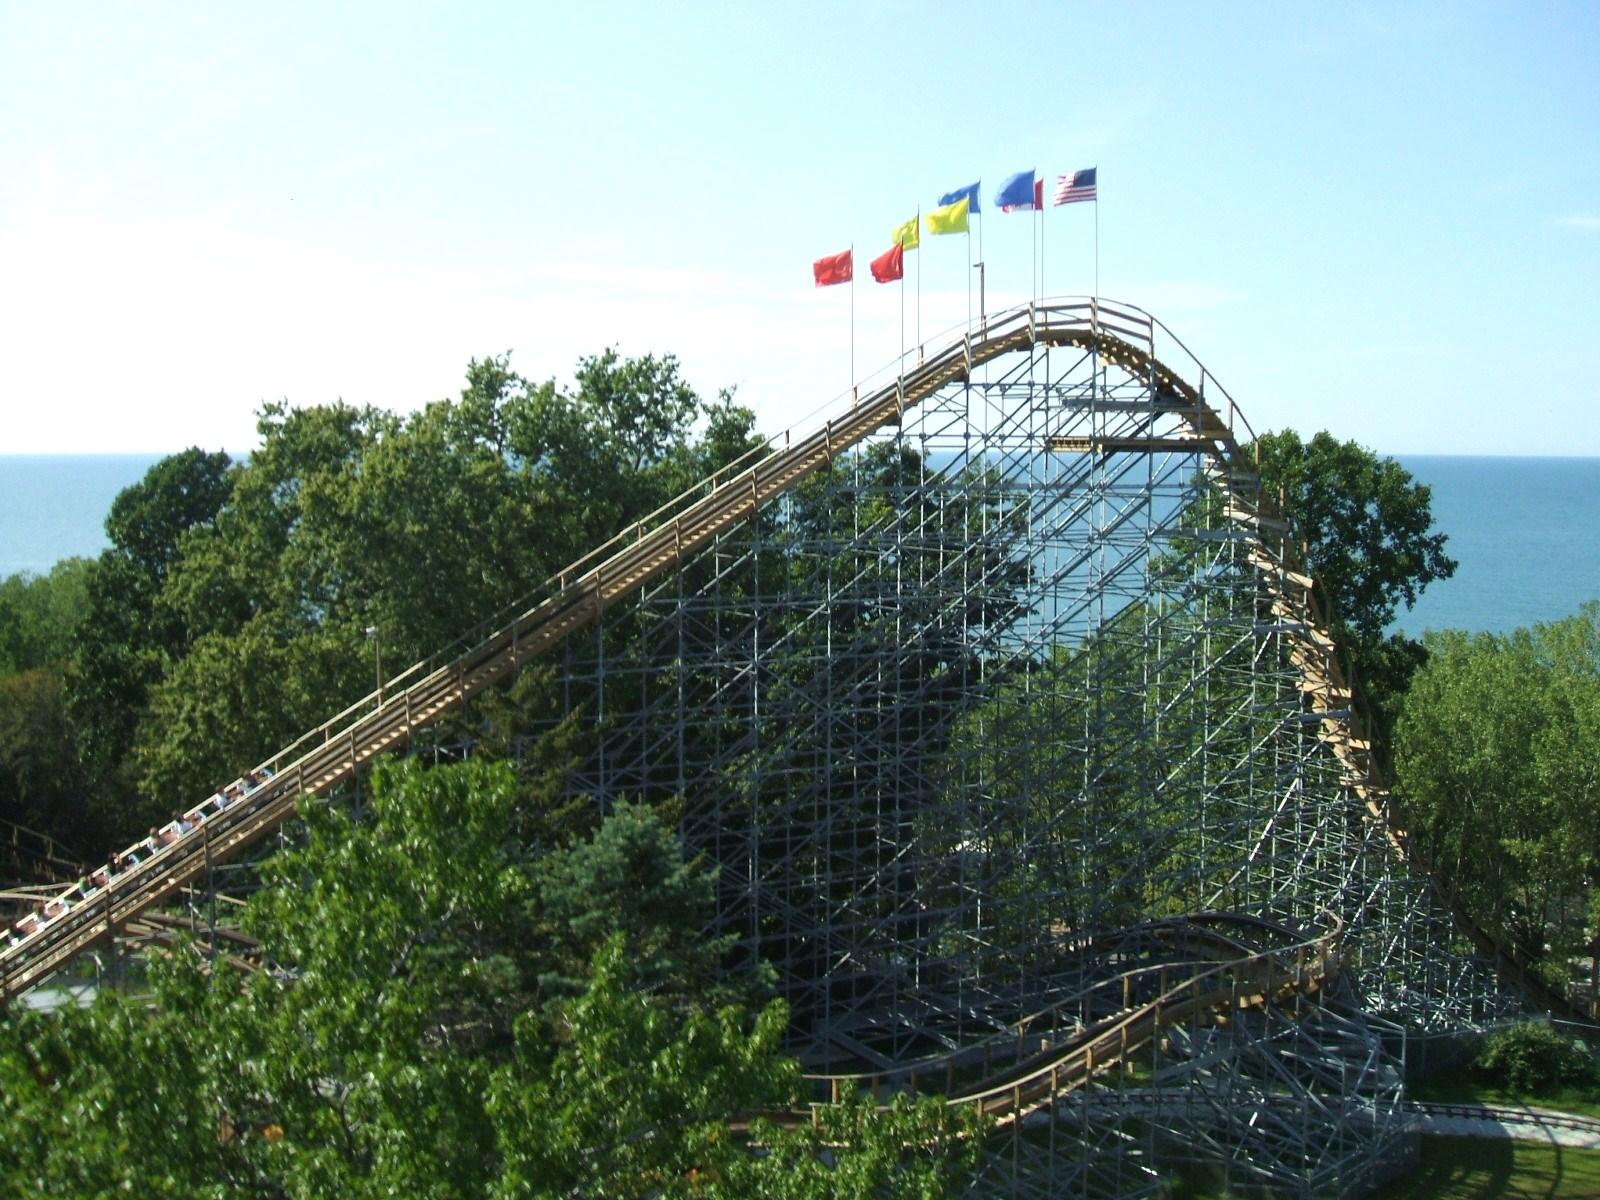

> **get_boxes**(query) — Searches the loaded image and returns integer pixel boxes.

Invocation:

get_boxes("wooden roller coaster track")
[780,912,1342,1129]
[0,297,1581,1037]
[0,819,84,892]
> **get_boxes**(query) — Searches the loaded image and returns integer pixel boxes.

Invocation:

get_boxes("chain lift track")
[6,299,1207,1001]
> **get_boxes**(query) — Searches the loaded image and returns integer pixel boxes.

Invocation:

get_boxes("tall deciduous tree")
[65,448,234,817]
[0,667,90,844]
[0,558,92,677]
[1253,430,1456,748]
[1395,604,1600,975]
[0,560,95,846]
[61,353,758,842]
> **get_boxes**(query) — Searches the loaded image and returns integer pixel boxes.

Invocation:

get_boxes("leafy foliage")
[0,559,95,847]
[0,666,91,843]
[0,558,92,677]
[0,759,976,1197]
[1253,429,1456,747]
[529,798,754,1009]
[1475,1022,1599,1094]
[1395,605,1600,968]
[50,448,238,843]
[40,352,756,849]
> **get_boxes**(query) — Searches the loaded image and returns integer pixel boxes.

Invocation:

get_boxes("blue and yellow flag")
[925,196,970,236]
[938,182,980,213]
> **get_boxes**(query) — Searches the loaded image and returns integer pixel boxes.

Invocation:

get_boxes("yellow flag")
[893,215,920,251]
[925,196,970,236]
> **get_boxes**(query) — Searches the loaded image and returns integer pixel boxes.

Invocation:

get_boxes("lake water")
[1391,456,1600,637]
[1,453,1596,636]
[0,454,162,578]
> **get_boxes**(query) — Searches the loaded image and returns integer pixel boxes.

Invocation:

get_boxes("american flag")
[1053,168,1097,205]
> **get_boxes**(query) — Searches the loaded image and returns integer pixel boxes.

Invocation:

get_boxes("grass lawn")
[1374,1136,1600,1199]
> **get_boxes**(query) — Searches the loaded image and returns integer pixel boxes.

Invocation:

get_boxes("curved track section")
[792,912,1342,1126]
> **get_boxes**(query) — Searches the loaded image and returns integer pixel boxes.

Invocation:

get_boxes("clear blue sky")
[3,2,1596,455]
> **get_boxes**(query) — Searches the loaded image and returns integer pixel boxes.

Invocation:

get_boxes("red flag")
[869,243,904,284]
[812,249,852,286]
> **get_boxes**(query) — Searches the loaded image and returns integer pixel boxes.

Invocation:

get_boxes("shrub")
[1475,1022,1597,1093]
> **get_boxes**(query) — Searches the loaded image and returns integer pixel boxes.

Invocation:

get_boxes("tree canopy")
[0,557,92,678]
[0,351,758,854]
[0,559,96,848]
[0,757,975,1197]
[1253,429,1456,747]
[0,353,987,1193]
[1395,604,1600,980]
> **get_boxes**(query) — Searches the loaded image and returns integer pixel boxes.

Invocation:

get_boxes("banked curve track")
[780,911,1343,1130]
[0,297,1559,1028]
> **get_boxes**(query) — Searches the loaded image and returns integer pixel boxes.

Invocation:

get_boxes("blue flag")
[938,181,980,214]
[994,170,1036,210]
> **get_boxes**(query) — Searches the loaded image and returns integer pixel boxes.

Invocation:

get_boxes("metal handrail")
[0,819,85,886]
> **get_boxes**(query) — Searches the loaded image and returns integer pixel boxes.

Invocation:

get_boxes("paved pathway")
[1407,1101,1600,1149]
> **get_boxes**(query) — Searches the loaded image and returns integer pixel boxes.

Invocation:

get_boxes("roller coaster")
[0,298,1559,1196]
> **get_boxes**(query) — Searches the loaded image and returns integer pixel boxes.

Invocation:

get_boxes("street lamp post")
[365,625,383,706]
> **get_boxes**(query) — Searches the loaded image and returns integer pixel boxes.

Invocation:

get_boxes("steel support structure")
[529,304,1505,1193]
[1,300,1522,1194]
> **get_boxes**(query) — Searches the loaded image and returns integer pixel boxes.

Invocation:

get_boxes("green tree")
[1253,430,1456,748]
[0,667,91,841]
[0,758,974,1197]
[489,939,973,1200]
[60,353,757,841]
[1475,1021,1599,1094]
[0,559,96,847]
[529,798,752,1010]
[65,448,234,822]
[0,557,92,676]
[1395,605,1600,973]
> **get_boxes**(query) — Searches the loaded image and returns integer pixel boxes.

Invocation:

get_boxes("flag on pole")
[938,181,980,213]
[870,243,904,284]
[925,196,971,236]
[1053,168,1097,205]
[892,215,920,251]
[995,170,1037,210]
[1001,178,1045,212]
[812,249,853,286]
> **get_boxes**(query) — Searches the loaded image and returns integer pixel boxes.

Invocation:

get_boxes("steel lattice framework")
[1,299,1526,1197]
[520,300,1508,1195]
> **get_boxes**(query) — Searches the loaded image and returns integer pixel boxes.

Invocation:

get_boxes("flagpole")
[899,262,905,369]
[965,226,972,333]
[1040,196,1047,305]
[850,242,856,396]
[916,206,922,355]
[975,206,985,332]
[966,203,979,331]
[1093,168,1100,300]
[1033,201,1040,307]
